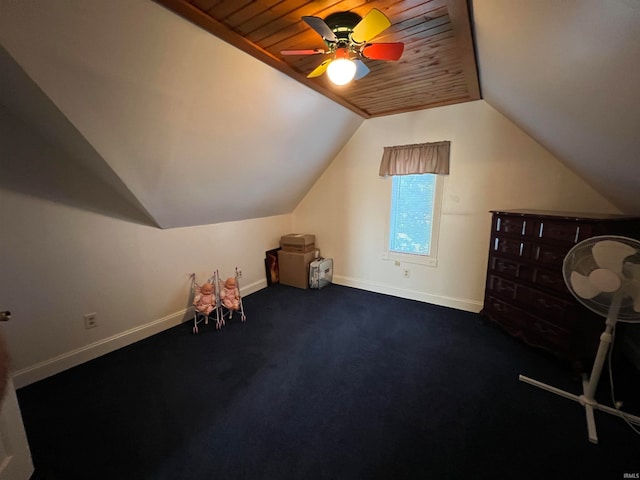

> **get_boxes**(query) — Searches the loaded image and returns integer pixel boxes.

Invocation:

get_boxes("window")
[385,173,443,266]
[379,141,449,267]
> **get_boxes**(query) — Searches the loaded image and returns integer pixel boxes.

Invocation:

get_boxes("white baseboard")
[239,278,267,297]
[12,310,189,389]
[333,275,483,313]
[13,279,267,389]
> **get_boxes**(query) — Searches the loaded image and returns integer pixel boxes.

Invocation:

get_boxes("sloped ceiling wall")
[0,46,159,227]
[471,0,640,214]
[0,0,363,228]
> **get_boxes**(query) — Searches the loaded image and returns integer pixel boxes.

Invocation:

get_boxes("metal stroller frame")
[214,267,246,328]
[189,272,223,334]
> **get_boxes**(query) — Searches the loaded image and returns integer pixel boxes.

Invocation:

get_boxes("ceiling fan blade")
[302,16,337,42]
[592,240,636,274]
[280,49,326,56]
[351,8,391,43]
[362,42,404,61]
[307,59,332,78]
[353,59,370,80]
[570,271,601,299]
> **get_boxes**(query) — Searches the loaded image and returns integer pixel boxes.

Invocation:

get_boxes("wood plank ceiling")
[154,0,480,118]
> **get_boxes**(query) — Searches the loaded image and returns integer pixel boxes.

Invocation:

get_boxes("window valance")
[379,141,450,176]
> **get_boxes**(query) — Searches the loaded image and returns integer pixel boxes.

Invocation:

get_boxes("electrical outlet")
[403,268,411,278]
[237,269,242,278]
[84,312,98,329]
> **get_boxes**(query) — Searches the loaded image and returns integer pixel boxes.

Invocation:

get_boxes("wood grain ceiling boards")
[154,0,480,118]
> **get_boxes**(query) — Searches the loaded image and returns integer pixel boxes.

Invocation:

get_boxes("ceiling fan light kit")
[519,235,640,444]
[326,57,356,86]
[281,8,404,86]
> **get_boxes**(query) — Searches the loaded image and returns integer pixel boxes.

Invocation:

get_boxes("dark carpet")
[18,284,640,479]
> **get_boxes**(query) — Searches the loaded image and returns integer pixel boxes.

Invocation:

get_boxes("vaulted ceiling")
[154,0,480,117]
[1,0,639,228]
[472,0,640,215]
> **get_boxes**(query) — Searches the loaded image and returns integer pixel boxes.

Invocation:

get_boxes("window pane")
[389,174,436,255]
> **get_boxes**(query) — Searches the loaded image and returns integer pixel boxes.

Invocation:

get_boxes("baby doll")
[220,277,240,311]
[193,282,216,316]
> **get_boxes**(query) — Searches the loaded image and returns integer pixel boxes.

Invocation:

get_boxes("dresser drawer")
[520,315,571,353]
[532,266,569,295]
[490,256,519,277]
[487,275,517,299]
[484,296,570,353]
[492,236,532,259]
[489,256,537,284]
[534,243,568,267]
[484,295,516,317]
[535,220,595,245]
[496,215,534,236]
[515,285,575,329]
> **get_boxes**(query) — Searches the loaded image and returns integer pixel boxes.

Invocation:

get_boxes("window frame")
[382,173,444,267]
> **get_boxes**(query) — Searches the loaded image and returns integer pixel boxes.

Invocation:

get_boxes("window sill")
[381,251,438,267]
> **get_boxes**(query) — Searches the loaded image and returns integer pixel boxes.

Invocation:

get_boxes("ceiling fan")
[280,8,404,86]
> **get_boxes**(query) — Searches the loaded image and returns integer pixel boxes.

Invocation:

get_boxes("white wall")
[293,100,620,311]
[0,0,364,229]
[1,107,291,388]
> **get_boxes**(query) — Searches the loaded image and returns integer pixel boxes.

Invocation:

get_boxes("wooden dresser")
[481,209,640,370]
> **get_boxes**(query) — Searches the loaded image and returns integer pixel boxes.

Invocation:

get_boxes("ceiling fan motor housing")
[324,11,362,47]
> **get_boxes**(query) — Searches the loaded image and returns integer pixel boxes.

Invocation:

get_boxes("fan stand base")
[519,314,640,444]
[518,373,640,444]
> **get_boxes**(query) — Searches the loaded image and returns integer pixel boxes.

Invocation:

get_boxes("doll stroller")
[214,267,246,328]
[189,273,223,334]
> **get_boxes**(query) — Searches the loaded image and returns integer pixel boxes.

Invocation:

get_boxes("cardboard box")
[278,249,318,289]
[280,233,316,253]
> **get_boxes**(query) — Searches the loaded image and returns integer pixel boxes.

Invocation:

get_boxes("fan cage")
[563,235,640,322]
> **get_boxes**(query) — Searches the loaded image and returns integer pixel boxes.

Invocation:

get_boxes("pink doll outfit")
[220,282,240,310]
[194,290,215,315]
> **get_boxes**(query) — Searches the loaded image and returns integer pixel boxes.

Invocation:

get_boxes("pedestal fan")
[519,235,640,444]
